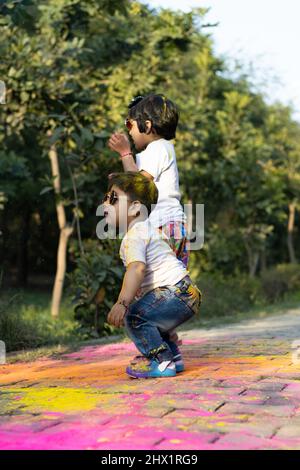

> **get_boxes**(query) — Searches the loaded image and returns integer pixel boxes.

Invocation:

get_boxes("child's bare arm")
[107,261,145,327]
[108,132,138,172]
[107,133,156,179]
[118,261,145,305]
[120,153,138,172]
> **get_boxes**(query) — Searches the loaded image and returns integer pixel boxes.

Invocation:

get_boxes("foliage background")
[0,0,300,349]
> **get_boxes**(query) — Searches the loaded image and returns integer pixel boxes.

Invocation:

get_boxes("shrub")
[260,263,300,303]
[196,272,263,318]
[68,239,124,337]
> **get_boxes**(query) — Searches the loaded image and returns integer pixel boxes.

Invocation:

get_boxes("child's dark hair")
[128,94,179,140]
[108,172,158,215]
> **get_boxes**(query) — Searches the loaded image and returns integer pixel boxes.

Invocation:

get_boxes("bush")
[196,272,263,318]
[260,263,300,303]
[68,239,124,337]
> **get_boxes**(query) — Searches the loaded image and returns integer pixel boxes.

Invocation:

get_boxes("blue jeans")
[124,276,201,361]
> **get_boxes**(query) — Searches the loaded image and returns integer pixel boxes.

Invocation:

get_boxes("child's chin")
[134,141,143,151]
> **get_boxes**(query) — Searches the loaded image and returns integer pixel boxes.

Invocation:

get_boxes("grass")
[0,289,83,354]
[0,288,124,361]
[4,289,74,320]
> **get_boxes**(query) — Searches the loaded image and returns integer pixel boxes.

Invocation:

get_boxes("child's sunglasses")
[124,118,133,131]
[102,190,118,205]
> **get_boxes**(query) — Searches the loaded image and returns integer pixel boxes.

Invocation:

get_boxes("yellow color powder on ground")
[3,387,113,413]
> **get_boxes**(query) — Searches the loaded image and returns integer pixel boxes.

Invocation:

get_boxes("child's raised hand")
[108,132,131,156]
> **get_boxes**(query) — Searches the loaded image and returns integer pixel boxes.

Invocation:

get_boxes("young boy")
[103,172,201,379]
[108,94,188,267]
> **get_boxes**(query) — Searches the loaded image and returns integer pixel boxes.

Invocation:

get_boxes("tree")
[207,91,285,276]
[1,0,300,317]
[262,104,300,264]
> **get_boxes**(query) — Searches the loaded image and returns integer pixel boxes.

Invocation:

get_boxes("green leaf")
[39,186,53,196]
[49,127,65,145]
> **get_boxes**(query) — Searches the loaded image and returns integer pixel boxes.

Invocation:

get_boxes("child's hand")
[108,132,131,156]
[107,302,127,328]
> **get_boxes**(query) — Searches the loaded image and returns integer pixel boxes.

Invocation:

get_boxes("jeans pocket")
[175,282,202,315]
[143,286,172,311]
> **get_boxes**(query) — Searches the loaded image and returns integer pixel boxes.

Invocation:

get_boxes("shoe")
[126,358,176,378]
[173,353,185,373]
[130,354,185,373]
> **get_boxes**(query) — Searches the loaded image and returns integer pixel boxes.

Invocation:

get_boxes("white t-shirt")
[119,219,188,298]
[135,139,186,227]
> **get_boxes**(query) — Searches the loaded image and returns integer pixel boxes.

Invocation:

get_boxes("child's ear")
[145,120,153,135]
[128,201,142,217]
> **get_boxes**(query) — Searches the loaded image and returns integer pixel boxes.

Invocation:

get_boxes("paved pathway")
[1,308,300,450]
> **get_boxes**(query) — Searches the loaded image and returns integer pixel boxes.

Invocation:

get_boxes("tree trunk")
[51,224,73,317]
[287,202,297,264]
[245,241,259,278]
[249,252,259,278]
[48,140,73,317]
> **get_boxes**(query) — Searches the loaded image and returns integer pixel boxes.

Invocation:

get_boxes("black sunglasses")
[102,190,118,205]
[125,118,133,131]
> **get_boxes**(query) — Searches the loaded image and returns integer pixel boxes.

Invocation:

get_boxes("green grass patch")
[0,289,83,353]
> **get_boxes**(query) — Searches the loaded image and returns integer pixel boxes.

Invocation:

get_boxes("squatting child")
[103,172,201,379]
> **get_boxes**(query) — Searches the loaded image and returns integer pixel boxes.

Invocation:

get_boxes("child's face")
[103,184,141,231]
[127,119,150,151]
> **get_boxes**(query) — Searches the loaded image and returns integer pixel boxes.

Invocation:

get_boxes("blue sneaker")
[173,353,185,373]
[130,354,184,373]
[126,358,176,378]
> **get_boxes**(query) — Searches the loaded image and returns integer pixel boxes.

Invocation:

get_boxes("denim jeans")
[124,276,201,361]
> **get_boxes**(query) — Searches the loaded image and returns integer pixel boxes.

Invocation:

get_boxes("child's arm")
[108,132,155,181]
[107,261,145,328]
[108,132,138,172]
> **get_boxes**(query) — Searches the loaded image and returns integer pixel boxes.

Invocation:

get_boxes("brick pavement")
[1,308,300,449]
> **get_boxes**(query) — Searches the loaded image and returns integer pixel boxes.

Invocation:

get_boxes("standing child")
[108,94,188,267]
[103,172,201,378]
[108,94,188,364]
